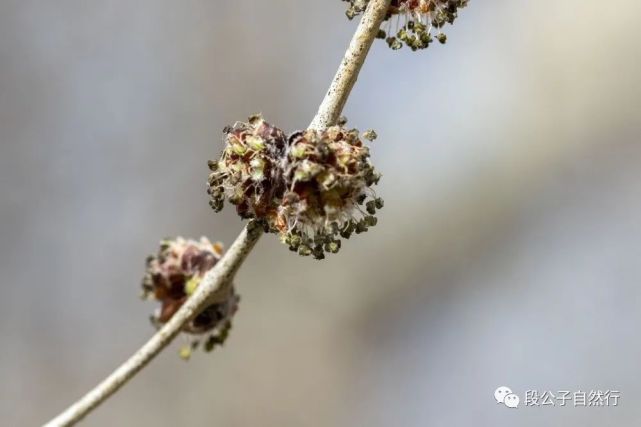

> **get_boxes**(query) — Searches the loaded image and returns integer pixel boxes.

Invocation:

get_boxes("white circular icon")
[494,386,513,404]
[504,393,520,408]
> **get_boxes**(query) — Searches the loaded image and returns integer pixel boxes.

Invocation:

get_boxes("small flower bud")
[298,245,313,257]
[366,200,377,214]
[355,220,368,234]
[362,129,378,141]
[364,215,378,227]
[141,236,239,357]
[325,240,341,254]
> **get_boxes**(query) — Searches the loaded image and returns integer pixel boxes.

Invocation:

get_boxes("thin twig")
[309,0,391,130]
[44,1,391,425]
[43,222,263,427]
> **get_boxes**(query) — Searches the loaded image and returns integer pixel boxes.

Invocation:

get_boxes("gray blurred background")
[1,0,641,425]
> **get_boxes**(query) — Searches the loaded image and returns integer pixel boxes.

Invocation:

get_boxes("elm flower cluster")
[342,0,469,51]
[279,126,382,259]
[141,237,239,358]
[207,114,287,217]
[207,115,383,260]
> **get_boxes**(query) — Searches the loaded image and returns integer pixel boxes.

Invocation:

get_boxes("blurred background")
[1,0,641,425]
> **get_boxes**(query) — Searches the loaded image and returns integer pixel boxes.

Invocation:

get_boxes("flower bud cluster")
[141,237,239,357]
[343,0,469,51]
[278,126,382,259]
[207,114,287,218]
[208,116,383,260]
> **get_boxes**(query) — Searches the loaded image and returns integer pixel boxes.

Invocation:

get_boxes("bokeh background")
[2,0,641,425]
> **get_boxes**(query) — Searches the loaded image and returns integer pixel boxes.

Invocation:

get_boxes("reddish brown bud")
[141,237,238,355]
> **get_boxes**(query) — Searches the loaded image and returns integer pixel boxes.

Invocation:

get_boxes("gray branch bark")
[44,1,391,425]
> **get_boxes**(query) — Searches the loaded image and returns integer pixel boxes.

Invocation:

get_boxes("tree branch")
[44,1,391,425]
[309,0,391,130]
[44,222,263,427]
